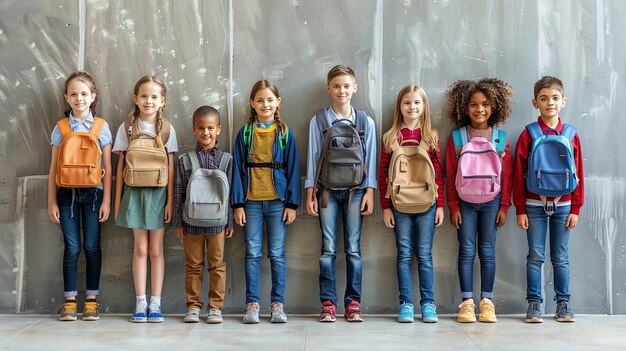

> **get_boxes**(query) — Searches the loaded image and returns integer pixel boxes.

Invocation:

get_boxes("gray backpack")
[314,108,367,208]
[181,150,231,227]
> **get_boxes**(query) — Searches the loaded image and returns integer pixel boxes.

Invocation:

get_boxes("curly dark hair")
[445,78,513,128]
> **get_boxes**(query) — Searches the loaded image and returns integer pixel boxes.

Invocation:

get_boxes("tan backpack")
[56,117,105,188]
[385,138,438,213]
[122,117,171,187]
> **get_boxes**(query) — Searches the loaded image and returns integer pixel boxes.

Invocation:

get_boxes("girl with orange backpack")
[378,84,444,323]
[444,78,513,323]
[47,71,113,321]
[112,76,178,323]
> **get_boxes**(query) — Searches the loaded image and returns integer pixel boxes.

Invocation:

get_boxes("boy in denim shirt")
[305,65,377,322]
[513,76,585,323]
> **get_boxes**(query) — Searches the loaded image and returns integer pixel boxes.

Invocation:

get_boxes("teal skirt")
[116,185,166,230]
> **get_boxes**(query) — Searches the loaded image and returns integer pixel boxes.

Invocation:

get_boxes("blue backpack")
[525,122,578,215]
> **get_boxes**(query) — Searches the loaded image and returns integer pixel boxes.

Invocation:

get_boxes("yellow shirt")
[247,124,279,200]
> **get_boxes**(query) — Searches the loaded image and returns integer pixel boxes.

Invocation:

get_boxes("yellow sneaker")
[82,300,100,321]
[478,298,497,323]
[457,299,477,323]
[59,301,77,321]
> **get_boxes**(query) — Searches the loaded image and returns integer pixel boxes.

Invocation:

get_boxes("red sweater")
[512,117,585,215]
[445,130,513,214]
[378,128,444,210]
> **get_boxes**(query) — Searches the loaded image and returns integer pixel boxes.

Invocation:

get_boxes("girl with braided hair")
[113,75,178,323]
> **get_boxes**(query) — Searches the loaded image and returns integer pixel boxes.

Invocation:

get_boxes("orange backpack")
[56,117,105,188]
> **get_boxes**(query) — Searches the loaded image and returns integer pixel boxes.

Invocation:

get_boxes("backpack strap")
[188,150,201,173]
[451,126,468,148]
[159,118,171,145]
[125,116,170,144]
[57,118,72,138]
[90,117,106,138]
[491,128,506,153]
[526,122,543,141]
[561,124,576,141]
[218,152,232,173]
[243,122,287,150]
[314,108,331,132]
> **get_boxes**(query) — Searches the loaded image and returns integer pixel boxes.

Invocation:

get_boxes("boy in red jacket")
[513,76,584,323]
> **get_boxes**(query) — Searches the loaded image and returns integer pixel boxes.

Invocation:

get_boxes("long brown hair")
[130,75,167,134]
[382,84,438,151]
[247,80,287,135]
[64,71,98,117]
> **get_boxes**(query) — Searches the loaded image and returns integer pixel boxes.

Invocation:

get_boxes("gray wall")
[1,0,624,315]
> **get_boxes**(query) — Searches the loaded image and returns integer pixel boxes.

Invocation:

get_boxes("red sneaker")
[344,300,364,322]
[319,301,336,322]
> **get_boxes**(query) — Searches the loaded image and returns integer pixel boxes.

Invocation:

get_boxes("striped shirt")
[173,144,234,235]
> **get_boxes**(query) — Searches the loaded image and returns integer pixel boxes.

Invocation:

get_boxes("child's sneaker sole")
[555,315,575,322]
[59,315,77,321]
[320,315,336,322]
[346,315,363,322]
[525,316,543,323]
[82,315,99,321]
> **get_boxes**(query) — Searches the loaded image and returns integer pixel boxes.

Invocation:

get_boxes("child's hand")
[164,202,173,223]
[174,227,185,240]
[99,202,110,222]
[517,214,528,229]
[283,208,297,225]
[234,208,246,227]
[383,208,395,228]
[360,188,374,216]
[224,228,234,238]
[434,207,444,227]
[48,203,60,223]
[306,188,319,216]
[496,210,507,227]
[450,211,462,229]
[566,214,578,229]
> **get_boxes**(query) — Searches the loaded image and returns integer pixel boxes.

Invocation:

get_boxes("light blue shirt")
[305,106,377,189]
[50,111,113,149]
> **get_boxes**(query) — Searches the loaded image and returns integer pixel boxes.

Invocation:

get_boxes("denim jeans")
[57,187,103,297]
[526,205,571,303]
[244,200,287,304]
[457,196,500,300]
[318,188,364,307]
[392,203,436,306]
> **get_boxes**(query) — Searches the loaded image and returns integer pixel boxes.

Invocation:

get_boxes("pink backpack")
[451,126,506,204]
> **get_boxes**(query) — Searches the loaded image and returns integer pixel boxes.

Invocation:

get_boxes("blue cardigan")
[230,124,301,209]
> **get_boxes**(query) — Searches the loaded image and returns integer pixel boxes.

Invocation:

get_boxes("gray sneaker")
[183,307,200,323]
[206,308,223,324]
[270,302,287,323]
[555,300,575,322]
[525,300,543,323]
[243,302,260,324]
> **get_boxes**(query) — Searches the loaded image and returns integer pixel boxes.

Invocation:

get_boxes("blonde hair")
[382,84,438,151]
[247,80,287,135]
[131,75,167,134]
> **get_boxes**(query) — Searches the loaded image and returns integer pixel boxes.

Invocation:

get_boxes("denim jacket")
[231,124,301,209]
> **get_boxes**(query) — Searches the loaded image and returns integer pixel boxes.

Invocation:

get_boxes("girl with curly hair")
[444,78,513,324]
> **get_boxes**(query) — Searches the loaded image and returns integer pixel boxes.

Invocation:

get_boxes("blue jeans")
[244,200,287,304]
[392,203,436,306]
[457,196,500,300]
[57,187,103,297]
[526,205,571,303]
[318,189,364,307]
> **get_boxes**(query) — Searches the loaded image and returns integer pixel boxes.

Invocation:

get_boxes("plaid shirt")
[173,144,234,235]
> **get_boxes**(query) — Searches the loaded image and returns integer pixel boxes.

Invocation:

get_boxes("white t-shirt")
[112,118,178,153]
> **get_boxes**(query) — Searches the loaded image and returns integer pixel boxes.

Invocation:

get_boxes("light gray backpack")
[181,150,231,227]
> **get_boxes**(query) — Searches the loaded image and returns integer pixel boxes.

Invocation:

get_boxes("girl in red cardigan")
[378,84,444,323]
[444,78,513,323]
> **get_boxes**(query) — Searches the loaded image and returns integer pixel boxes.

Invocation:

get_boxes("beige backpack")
[122,118,171,187]
[385,138,438,213]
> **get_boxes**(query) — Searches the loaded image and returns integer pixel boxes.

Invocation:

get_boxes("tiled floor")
[1,314,625,350]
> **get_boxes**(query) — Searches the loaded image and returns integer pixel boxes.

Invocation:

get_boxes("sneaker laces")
[63,301,77,313]
[556,301,571,315]
[271,302,284,313]
[321,302,335,314]
[84,302,98,314]
[459,301,474,313]
[347,301,361,314]
[481,300,494,313]
[528,301,541,313]
[135,302,148,314]
[246,303,259,313]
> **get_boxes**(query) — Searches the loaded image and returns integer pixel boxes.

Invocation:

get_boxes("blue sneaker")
[525,300,543,323]
[398,303,414,323]
[421,303,438,323]
[148,305,164,323]
[130,307,148,323]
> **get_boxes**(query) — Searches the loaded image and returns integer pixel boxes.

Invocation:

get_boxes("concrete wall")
[1,0,624,315]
